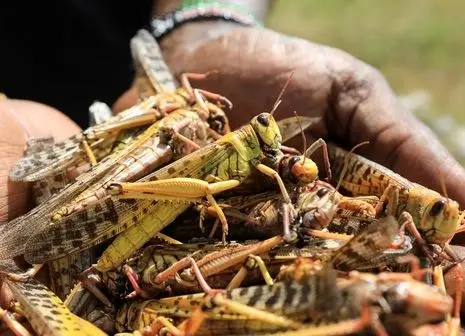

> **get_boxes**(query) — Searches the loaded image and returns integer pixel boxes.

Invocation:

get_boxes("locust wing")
[277,116,325,144]
[1,260,107,336]
[131,29,177,97]
[330,216,399,271]
[327,143,413,196]
[0,123,166,260]
[0,150,129,259]
[24,141,235,263]
[9,97,158,182]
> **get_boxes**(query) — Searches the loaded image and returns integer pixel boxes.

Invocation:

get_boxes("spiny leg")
[81,139,98,166]
[305,138,332,181]
[226,255,274,290]
[180,71,232,109]
[109,178,241,243]
[5,264,43,282]
[374,184,399,216]
[399,212,436,264]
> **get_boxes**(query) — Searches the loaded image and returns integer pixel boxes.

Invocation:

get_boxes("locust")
[19,72,298,273]
[22,88,298,274]
[44,103,229,298]
[0,260,108,336]
[193,179,378,243]
[114,218,450,335]
[50,101,230,222]
[8,29,230,184]
[0,35,232,263]
[327,142,463,246]
[8,96,161,183]
[29,103,115,205]
[93,216,405,304]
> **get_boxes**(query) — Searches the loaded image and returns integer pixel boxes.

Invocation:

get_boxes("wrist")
[152,0,263,54]
[159,20,248,57]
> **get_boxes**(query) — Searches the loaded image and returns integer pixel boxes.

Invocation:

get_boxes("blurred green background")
[266,0,465,165]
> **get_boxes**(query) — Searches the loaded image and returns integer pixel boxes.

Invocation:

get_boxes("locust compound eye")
[316,188,330,198]
[288,156,301,169]
[257,114,269,126]
[430,200,445,216]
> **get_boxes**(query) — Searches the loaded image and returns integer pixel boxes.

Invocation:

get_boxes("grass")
[267,0,465,121]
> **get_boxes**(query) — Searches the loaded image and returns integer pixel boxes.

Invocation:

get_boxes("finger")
[112,85,138,114]
[0,99,80,222]
[321,52,465,208]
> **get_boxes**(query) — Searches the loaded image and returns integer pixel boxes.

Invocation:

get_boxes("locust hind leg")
[305,138,332,181]
[153,256,225,296]
[108,178,241,243]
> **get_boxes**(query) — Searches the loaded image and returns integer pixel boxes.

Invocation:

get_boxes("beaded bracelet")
[150,0,262,41]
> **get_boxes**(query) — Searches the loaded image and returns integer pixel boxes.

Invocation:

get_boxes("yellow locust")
[23,107,295,273]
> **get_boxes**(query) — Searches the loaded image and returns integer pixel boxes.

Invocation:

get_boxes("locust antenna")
[293,111,307,166]
[270,71,295,116]
[334,141,370,194]
[438,171,448,199]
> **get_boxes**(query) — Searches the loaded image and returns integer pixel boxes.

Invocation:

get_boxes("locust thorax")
[250,113,282,152]
[407,185,460,244]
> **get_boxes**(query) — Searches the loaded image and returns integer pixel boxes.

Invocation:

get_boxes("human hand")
[115,24,465,211]
[0,99,80,222]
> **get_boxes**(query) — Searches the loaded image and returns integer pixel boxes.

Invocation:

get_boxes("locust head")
[410,185,461,244]
[251,113,282,152]
[288,155,319,184]
[380,279,452,332]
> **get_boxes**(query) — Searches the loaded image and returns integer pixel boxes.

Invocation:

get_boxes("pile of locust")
[0,29,463,336]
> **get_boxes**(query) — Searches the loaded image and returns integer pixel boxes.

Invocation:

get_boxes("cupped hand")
[116,24,465,210]
[0,99,80,222]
